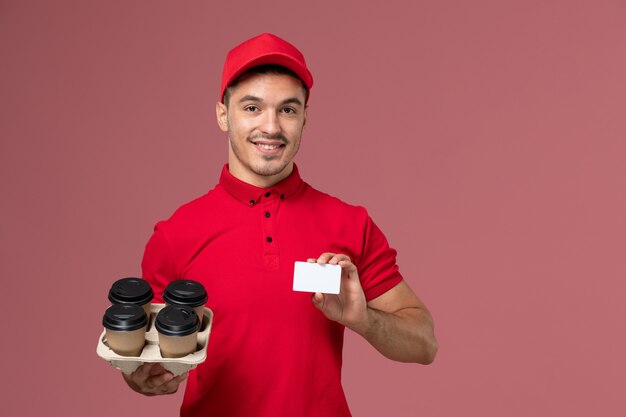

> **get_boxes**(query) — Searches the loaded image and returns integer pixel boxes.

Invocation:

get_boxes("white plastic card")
[293,261,341,294]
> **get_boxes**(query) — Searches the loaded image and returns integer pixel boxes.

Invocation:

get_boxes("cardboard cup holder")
[97,303,213,376]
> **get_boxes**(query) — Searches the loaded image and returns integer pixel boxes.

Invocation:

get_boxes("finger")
[157,381,178,395]
[328,254,351,265]
[132,362,158,385]
[316,253,336,264]
[311,292,328,314]
[328,254,349,265]
[311,292,324,307]
[162,372,188,394]
[307,258,317,263]
[149,371,175,389]
[338,259,357,273]
[149,363,169,376]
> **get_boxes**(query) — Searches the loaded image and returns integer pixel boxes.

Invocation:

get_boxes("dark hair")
[223,64,308,106]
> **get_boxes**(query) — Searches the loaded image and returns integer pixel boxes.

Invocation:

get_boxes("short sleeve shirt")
[142,164,403,417]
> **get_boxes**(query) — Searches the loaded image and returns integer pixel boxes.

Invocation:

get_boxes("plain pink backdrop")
[1,1,625,416]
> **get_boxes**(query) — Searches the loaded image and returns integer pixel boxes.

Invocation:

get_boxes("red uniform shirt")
[142,164,403,417]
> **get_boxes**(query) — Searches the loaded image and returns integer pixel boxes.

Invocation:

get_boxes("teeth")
[258,143,280,150]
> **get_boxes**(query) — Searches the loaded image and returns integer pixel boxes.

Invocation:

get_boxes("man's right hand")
[122,362,187,396]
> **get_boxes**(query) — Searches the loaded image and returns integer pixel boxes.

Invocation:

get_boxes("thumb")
[311,292,324,310]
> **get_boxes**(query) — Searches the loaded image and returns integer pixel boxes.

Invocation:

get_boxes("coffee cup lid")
[155,305,199,336]
[108,277,154,305]
[162,279,207,308]
[103,304,148,331]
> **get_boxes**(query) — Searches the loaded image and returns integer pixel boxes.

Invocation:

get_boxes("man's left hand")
[308,252,369,334]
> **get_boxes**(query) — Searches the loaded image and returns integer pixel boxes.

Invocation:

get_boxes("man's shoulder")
[300,182,369,220]
[154,186,224,231]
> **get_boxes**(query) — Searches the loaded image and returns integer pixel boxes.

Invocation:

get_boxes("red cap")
[220,33,313,103]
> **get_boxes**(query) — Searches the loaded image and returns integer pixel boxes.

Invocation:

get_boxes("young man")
[123,33,438,416]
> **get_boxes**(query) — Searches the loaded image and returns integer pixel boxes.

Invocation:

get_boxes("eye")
[244,105,259,112]
[281,107,296,114]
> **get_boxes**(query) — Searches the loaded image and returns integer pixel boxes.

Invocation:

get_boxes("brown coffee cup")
[162,279,207,325]
[155,305,199,358]
[102,304,148,357]
[108,277,154,319]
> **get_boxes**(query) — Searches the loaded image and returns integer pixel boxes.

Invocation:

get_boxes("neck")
[228,160,294,188]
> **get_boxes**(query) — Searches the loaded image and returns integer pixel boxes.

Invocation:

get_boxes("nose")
[259,110,281,136]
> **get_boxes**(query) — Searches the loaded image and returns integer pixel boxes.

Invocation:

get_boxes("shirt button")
[266,237,273,243]
[265,212,271,218]
[249,200,255,206]
[265,192,271,198]
[280,194,285,200]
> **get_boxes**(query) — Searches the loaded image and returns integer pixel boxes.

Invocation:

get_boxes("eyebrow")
[237,95,303,107]
[280,97,303,107]
[238,95,262,103]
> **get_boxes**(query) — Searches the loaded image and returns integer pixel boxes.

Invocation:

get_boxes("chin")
[252,161,289,177]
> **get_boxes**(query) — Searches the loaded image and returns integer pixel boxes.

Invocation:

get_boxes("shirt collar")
[219,164,304,206]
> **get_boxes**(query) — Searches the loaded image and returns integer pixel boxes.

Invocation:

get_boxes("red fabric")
[142,164,403,417]
[220,32,313,102]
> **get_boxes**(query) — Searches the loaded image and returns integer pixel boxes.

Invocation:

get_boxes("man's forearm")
[352,306,438,364]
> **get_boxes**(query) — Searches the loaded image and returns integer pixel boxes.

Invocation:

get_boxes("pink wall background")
[1,1,625,416]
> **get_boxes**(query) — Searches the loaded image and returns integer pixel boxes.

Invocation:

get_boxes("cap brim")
[221,53,313,102]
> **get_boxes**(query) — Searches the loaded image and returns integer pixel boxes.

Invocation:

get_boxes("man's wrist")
[347,306,376,337]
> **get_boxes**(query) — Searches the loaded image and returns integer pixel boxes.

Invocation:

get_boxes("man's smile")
[249,138,287,154]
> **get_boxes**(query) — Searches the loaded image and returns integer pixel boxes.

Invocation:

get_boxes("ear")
[216,101,228,132]
[303,105,308,128]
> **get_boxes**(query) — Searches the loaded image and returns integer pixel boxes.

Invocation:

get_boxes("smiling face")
[216,72,308,188]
